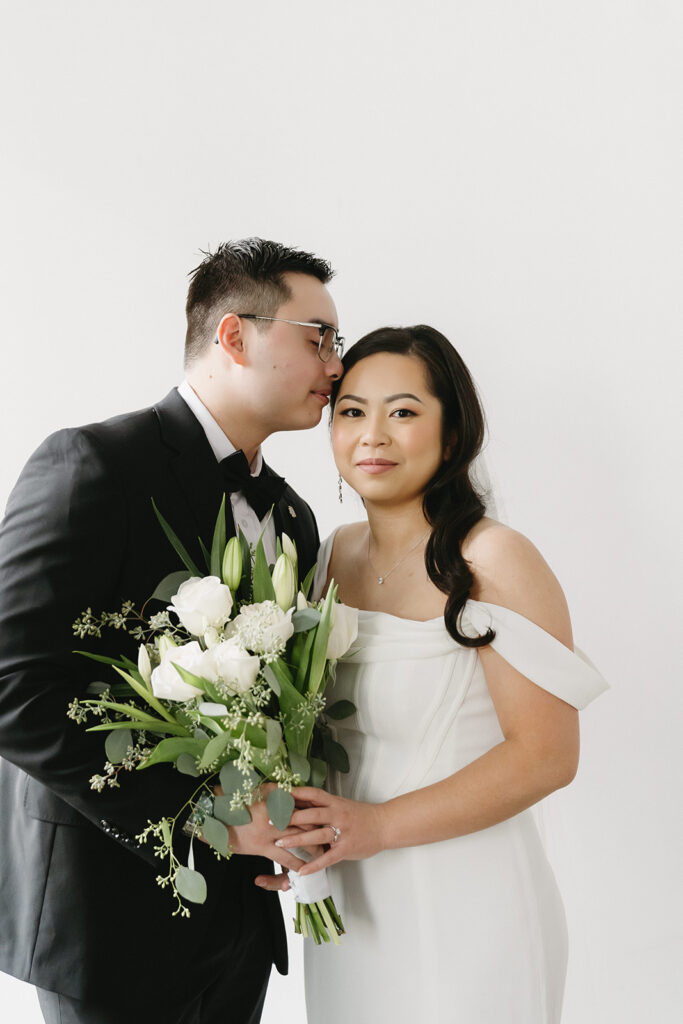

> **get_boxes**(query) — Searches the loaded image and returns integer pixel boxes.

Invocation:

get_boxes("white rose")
[168,576,233,636]
[326,602,359,660]
[232,600,294,657]
[151,640,206,701]
[201,639,261,696]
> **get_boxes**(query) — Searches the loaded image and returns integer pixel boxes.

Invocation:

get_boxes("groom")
[0,239,343,1023]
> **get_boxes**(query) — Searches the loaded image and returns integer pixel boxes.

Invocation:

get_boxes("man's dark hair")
[184,237,334,366]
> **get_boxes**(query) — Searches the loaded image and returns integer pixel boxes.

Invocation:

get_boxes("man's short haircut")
[184,237,334,366]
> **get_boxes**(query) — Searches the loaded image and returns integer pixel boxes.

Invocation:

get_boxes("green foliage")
[152,499,202,577]
[105,728,133,764]
[325,700,357,720]
[309,757,327,787]
[141,737,205,768]
[266,787,295,830]
[176,753,201,777]
[201,815,230,857]
[292,608,322,632]
[289,751,310,783]
[210,496,227,579]
[252,538,276,603]
[174,866,207,905]
[213,796,251,826]
[149,570,192,604]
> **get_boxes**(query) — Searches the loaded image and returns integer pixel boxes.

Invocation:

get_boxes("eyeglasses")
[236,314,345,363]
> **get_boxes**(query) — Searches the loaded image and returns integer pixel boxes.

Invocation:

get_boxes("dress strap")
[462,600,609,710]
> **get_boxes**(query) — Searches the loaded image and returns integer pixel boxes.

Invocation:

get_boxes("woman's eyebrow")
[336,392,424,404]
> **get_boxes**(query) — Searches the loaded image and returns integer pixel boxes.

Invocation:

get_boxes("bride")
[262,324,608,1022]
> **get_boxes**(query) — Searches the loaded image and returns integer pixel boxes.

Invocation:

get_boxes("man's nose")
[325,351,344,380]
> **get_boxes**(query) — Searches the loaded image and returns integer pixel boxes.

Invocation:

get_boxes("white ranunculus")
[168,576,233,637]
[201,639,261,696]
[326,602,359,660]
[232,601,294,657]
[151,640,206,701]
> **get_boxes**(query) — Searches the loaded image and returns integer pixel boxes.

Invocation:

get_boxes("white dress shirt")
[177,380,277,564]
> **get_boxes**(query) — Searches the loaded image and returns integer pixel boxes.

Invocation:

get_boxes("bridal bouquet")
[68,498,357,943]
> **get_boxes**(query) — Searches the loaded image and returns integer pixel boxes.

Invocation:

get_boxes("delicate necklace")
[367,529,430,585]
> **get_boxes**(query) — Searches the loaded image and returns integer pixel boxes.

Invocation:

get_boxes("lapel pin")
[287,505,297,518]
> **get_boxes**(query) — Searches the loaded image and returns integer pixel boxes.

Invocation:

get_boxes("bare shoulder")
[463,518,572,646]
[328,521,368,575]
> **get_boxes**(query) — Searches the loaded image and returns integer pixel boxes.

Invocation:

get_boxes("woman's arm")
[279,525,580,875]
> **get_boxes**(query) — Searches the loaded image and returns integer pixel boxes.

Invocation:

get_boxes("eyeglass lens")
[320,326,342,362]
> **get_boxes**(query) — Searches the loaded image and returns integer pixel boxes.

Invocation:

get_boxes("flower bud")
[296,591,308,611]
[281,533,298,572]
[222,536,243,591]
[157,634,177,659]
[271,553,296,612]
[137,644,152,685]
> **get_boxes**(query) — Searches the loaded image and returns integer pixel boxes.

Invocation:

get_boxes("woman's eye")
[339,407,363,417]
[390,408,416,418]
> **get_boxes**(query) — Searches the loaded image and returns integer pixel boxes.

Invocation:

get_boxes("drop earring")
[338,474,343,503]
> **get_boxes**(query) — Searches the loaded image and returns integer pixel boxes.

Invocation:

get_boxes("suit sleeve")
[0,428,196,866]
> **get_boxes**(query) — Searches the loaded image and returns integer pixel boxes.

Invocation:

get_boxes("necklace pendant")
[377,576,384,584]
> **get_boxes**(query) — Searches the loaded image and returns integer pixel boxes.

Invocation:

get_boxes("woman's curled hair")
[330,325,495,648]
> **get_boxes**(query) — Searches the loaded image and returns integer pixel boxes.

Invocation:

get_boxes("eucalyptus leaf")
[198,731,232,769]
[325,699,357,720]
[212,796,251,826]
[309,756,327,787]
[176,753,201,777]
[291,608,322,632]
[219,762,259,796]
[289,751,310,783]
[174,866,207,905]
[105,728,133,764]
[149,570,192,604]
[266,719,282,757]
[244,723,268,749]
[85,681,110,695]
[266,787,295,830]
[201,815,230,856]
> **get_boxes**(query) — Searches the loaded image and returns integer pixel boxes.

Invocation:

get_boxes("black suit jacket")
[0,389,319,1007]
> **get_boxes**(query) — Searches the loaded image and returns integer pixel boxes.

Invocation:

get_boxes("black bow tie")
[219,450,287,520]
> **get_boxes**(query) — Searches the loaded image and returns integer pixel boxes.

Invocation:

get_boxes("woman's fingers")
[292,786,331,805]
[296,847,340,875]
[277,827,335,849]
[289,806,335,828]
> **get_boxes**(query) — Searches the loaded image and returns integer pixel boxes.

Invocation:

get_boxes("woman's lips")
[356,459,397,474]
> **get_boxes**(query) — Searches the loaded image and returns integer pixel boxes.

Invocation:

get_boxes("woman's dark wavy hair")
[330,325,494,648]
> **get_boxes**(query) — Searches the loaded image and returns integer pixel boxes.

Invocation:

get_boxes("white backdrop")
[1,2,681,1021]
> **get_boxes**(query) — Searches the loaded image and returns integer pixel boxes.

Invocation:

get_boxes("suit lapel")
[154,390,236,558]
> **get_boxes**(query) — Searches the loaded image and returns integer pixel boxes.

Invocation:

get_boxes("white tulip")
[326,602,359,660]
[168,576,233,637]
[137,644,152,685]
[281,533,298,571]
[157,634,177,659]
[201,639,261,696]
[151,641,206,701]
[296,591,308,611]
[272,553,296,612]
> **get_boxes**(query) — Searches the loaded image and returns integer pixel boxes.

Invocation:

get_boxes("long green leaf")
[74,650,127,669]
[87,721,187,737]
[300,563,316,599]
[252,538,276,603]
[294,628,316,692]
[112,666,180,725]
[151,498,202,577]
[307,582,336,698]
[237,528,252,602]
[210,495,227,578]
[198,536,211,572]
[139,737,205,768]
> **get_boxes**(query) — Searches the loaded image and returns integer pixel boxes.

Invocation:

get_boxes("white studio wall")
[1,2,681,1022]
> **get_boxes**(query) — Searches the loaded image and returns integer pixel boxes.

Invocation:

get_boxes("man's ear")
[215,313,247,365]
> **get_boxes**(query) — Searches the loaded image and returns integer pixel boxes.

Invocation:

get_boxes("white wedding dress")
[304,530,609,1024]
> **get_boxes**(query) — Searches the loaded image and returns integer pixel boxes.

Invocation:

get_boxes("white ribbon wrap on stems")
[286,846,333,904]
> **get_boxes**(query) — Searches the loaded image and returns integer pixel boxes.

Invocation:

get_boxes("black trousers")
[36,962,271,1024]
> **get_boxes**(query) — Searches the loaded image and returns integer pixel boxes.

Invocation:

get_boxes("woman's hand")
[274,787,387,876]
